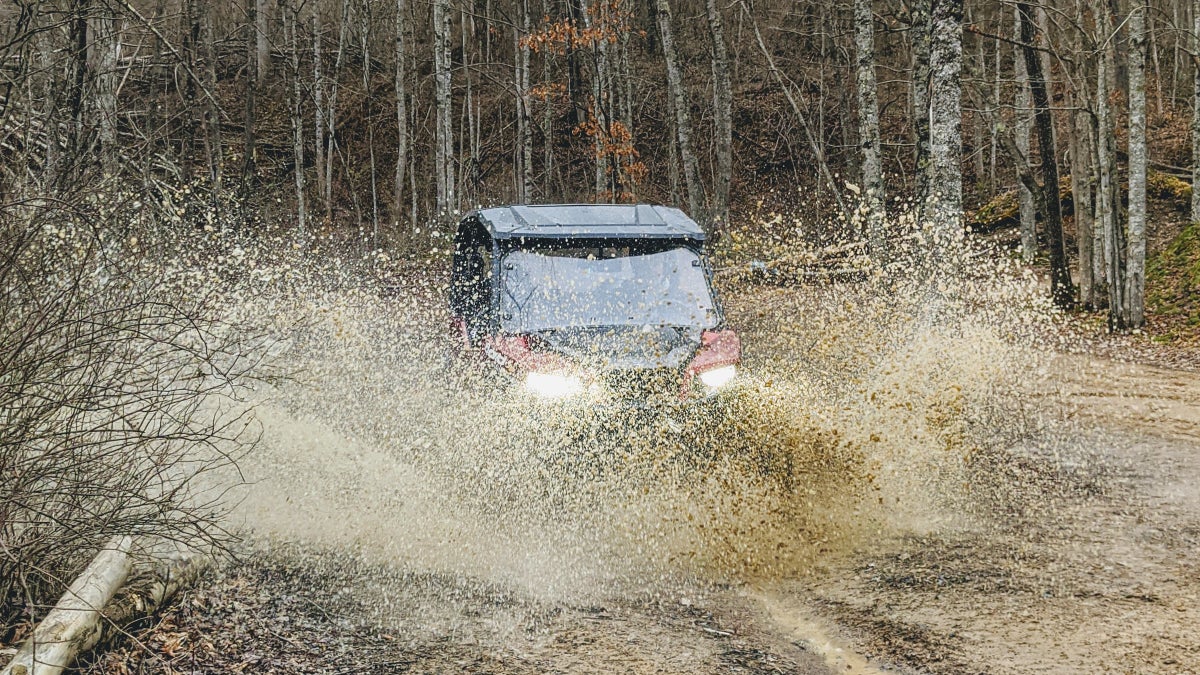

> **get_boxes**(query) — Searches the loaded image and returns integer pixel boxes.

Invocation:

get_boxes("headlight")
[524,372,584,398]
[698,364,737,389]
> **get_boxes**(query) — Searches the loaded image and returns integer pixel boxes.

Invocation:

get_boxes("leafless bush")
[0,193,266,638]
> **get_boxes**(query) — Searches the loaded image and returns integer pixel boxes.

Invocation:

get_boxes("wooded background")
[1,0,1197,328]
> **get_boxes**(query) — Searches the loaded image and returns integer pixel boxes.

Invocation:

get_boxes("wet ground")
[764,355,1200,673]
[84,282,1200,674]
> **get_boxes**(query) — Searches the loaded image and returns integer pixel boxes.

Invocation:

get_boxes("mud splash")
[214,234,1055,606]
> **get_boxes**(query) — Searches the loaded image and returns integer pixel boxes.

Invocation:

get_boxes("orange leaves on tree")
[528,81,567,102]
[573,110,646,202]
[520,1,636,54]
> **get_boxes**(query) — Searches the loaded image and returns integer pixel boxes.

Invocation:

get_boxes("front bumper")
[517,366,741,415]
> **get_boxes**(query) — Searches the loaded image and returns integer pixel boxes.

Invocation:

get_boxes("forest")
[2,0,1198,327]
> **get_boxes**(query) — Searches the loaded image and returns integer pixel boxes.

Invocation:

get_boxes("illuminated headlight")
[524,372,584,398]
[698,364,737,390]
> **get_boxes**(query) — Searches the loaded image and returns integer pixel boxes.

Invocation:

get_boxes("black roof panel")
[468,204,706,241]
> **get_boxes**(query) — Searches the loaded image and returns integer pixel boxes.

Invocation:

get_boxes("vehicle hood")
[535,325,703,370]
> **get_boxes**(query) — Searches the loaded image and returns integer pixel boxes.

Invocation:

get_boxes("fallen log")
[2,540,213,675]
[2,537,133,675]
[97,549,213,638]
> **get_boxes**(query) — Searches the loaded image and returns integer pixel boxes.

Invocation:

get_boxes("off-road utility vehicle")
[448,204,740,407]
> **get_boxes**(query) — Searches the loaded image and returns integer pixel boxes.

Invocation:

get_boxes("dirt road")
[755,354,1200,673]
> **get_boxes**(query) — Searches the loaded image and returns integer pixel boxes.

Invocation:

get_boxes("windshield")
[500,246,718,332]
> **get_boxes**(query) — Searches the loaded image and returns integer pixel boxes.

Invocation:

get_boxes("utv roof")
[468,204,706,241]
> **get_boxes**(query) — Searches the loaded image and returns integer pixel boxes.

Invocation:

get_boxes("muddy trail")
[86,275,1200,674]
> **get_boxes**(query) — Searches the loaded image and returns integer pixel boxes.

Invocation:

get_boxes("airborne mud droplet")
[219,223,1054,607]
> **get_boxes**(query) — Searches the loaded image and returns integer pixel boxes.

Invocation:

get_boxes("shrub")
[0,192,263,638]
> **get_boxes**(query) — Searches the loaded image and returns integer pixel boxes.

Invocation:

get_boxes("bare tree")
[395,0,409,231]
[855,0,886,254]
[1019,1,1073,307]
[1071,107,1097,307]
[742,1,848,220]
[201,2,222,190]
[655,0,704,220]
[928,0,964,240]
[912,0,933,211]
[1013,3,1036,263]
[0,198,260,633]
[1124,1,1148,327]
[285,0,306,239]
[434,0,455,218]
[91,7,119,178]
[1193,0,1200,222]
[360,0,380,245]
[1099,0,1126,322]
[326,0,352,223]
[706,0,733,230]
[244,0,258,185]
[1070,0,1097,308]
[257,0,271,81]
[517,0,534,202]
[313,9,327,219]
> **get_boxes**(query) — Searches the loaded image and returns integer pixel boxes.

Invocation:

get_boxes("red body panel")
[450,318,741,400]
[680,329,742,398]
[483,334,572,374]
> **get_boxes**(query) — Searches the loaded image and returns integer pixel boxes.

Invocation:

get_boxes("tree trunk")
[990,26,1000,192]
[313,9,327,220]
[202,2,222,189]
[541,0,554,198]
[326,0,351,223]
[911,0,932,212]
[928,0,964,244]
[580,0,607,198]
[1192,0,1200,222]
[1124,2,1148,327]
[971,8,986,192]
[286,0,306,240]
[855,0,886,255]
[1071,0,1096,307]
[617,30,636,198]
[361,1,380,245]
[434,0,454,217]
[179,0,198,182]
[706,0,733,231]
[394,0,408,231]
[257,0,270,82]
[244,0,258,185]
[91,9,119,178]
[518,0,533,202]
[1013,3,1036,263]
[566,0,587,128]
[1,543,212,675]
[1072,107,1097,307]
[1099,0,1126,322]
[1019,1,1073,307]
[656,0,705,221]
[38,16,60,187]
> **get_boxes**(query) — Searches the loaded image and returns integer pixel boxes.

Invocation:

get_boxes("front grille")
[602,368,682,403]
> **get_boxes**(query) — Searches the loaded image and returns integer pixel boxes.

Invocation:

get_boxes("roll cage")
[449,206,723,344]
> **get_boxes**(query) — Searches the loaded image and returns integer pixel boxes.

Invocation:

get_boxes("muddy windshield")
[500,246,717,332]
